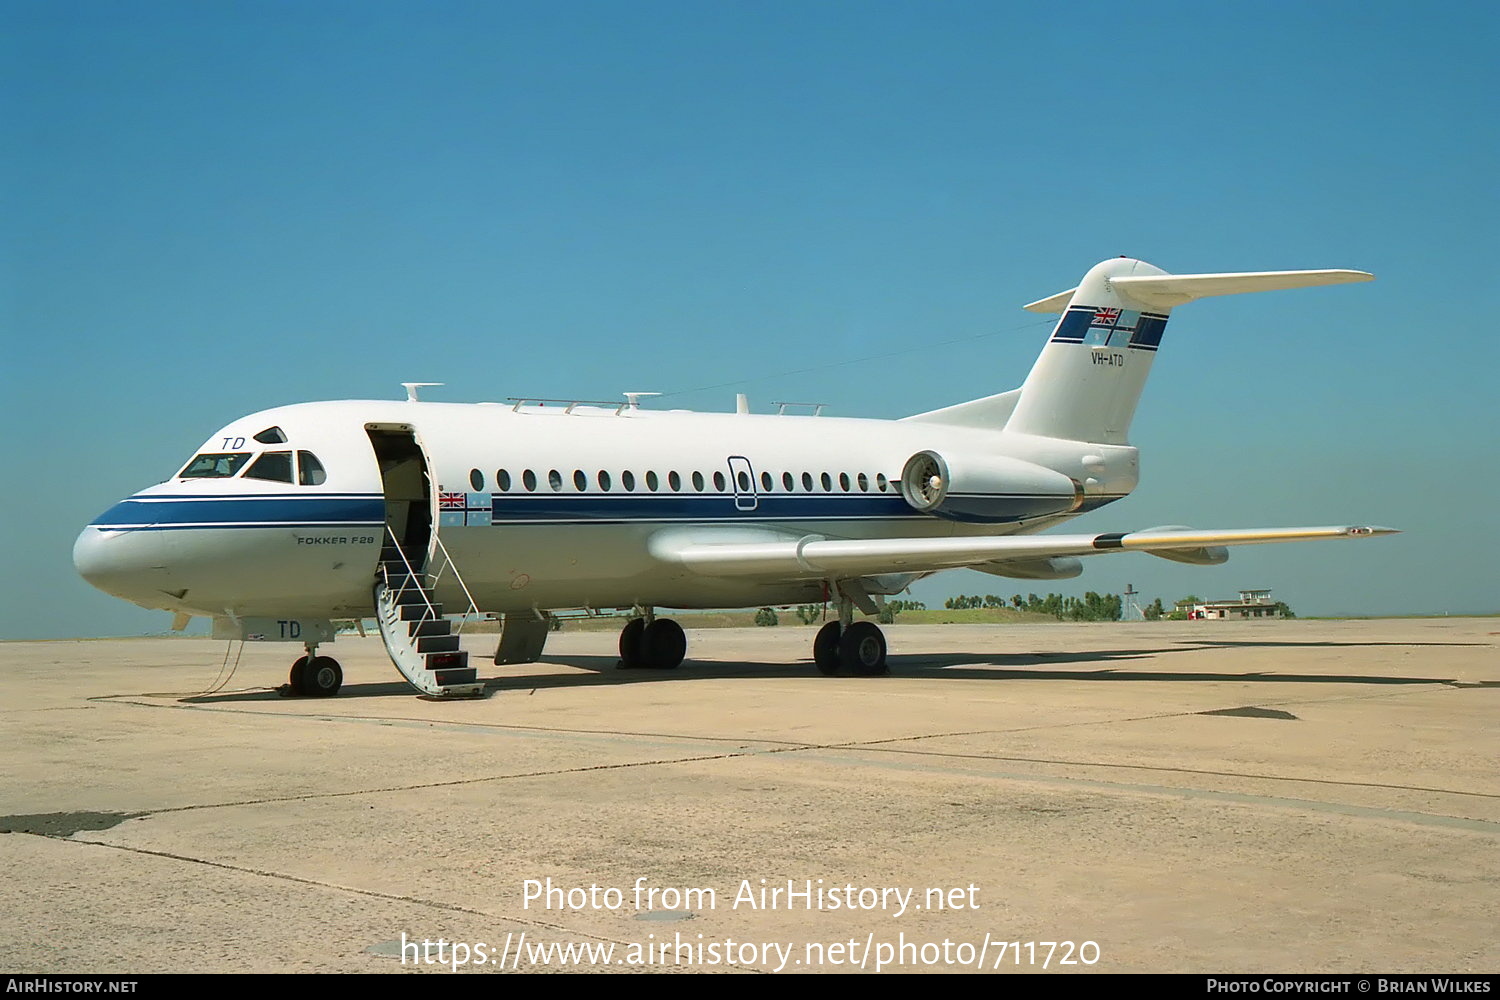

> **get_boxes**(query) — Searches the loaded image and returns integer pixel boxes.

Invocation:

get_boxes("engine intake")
[899,450,1082,524]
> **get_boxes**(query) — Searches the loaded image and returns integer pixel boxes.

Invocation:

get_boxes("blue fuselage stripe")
[91,496,388,528]
[88,490,1093,529]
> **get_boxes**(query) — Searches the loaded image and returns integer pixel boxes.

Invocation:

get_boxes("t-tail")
[992,257,1373,445]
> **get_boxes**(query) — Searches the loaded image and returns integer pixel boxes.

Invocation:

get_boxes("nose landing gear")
[286,644,343,697]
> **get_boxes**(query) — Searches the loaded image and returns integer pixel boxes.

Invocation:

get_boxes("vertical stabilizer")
[1006,257,1172,444]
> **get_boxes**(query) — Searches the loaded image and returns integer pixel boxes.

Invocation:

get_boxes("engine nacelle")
[900,450,1083,524]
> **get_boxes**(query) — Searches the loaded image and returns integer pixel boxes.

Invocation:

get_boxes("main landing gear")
[812,593,888,676]
[618,611,687,670]
[287,642,343,697]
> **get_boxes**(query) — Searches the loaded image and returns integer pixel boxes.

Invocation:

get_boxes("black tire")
[618,617,646,669]
[288,656,310,695]
[839,621,887,675]
[813,621,842,675]
[641,618,687,669]
[301,655,343,697]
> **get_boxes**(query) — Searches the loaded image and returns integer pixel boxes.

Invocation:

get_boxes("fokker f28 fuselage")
[75,257,1394,697]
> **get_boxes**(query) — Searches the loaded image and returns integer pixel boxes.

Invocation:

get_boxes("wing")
[648,525,1397,579]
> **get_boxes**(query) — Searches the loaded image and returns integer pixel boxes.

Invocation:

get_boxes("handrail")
[772,401,826,416]
[379,526,443,624]
[505,397,635,415]
[427,531,482,635]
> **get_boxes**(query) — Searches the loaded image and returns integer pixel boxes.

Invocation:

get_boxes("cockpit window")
[243,451,294,483]
[298,451,327,486]
[179,453,251,479]
[253,426,288,444]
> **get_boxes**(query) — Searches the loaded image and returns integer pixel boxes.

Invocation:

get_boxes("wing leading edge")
[648,525,1398,579]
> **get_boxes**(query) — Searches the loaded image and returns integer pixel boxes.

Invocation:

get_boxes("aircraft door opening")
[366,427,433,572]
[727,456,758,511]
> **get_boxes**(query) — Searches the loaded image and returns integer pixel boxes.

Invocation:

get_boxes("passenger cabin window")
[497,470,512,492]
[598,470,612,491]
[244,451,294,483]
[782,472,794,491]
[668,471,681,492]
[179,453,251,479]
[621,471,636,492]
[691,471,705,492]
[820,472,833,492]
[523,470,537,492]
[573,470,587,491]
[253,427,288,444]
[548,470,563,492]
[802,472,813,492]
[713,471,726,492]
[645,471,659,492]
[470,469,485,491]
[761,472,774,491]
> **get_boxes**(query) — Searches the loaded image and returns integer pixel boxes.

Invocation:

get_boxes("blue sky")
[4,1,1496,637]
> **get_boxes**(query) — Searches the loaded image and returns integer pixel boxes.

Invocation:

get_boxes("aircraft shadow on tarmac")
[176,636,1488,703]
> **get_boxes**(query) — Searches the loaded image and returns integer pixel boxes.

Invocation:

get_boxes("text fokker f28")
[75,257,1394,697]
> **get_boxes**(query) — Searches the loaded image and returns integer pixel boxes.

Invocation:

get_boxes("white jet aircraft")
[75,256,1394,697]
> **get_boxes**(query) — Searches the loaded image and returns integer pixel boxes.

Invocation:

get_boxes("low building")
[1182,589,1282,620]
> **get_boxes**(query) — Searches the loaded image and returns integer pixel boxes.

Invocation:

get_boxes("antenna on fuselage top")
[402,382,443,402]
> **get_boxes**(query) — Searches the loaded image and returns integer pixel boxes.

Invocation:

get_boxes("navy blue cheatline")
[90,494,387,530]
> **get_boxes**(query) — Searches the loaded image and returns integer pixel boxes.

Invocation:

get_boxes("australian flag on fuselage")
[1086,307,1138,346]
[438,491,492,527]
[1049,305,1168,352]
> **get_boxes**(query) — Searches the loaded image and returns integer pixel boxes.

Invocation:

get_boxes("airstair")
[374,529,485,697]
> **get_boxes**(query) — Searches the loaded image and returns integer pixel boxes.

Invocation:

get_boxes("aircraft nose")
[73,518,173,606]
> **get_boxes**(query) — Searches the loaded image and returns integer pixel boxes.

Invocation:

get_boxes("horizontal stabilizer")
[1023,288,1077,314]
[1022,269,1373,313]
[650,525,1396,580]
[1108,269,1373,309]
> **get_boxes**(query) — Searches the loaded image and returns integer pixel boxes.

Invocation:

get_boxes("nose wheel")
[287,650,343,696]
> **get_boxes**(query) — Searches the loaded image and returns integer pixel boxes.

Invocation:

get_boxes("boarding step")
[379,554,425,577]
[390,585,438,606]
[396,601,446,620]
[426,651,468,672]
[382,568,422,585]
[415,634,461,654]
[407,619,452,638]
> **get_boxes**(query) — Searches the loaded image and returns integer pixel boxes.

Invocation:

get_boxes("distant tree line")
[939,592,1124,621]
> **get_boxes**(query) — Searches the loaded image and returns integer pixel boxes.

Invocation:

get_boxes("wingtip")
[1348,525,1400,536]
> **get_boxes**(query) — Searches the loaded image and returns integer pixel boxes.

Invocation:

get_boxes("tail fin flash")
[1005,258,1372,444]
